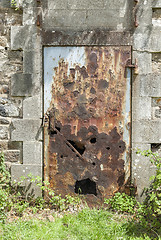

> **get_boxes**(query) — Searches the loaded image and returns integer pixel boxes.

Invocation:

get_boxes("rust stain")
[44,46,131,202]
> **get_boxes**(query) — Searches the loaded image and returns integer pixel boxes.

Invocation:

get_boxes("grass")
[0,208,160,240]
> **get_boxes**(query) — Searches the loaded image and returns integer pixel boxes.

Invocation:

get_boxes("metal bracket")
[42,114,49,127]
[133,0,139,27]
[125,59,138,74]
[36,0,41,27]
[37,15,40,26]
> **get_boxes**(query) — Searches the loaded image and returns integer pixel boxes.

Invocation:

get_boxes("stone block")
[4,150,21,162]
[11,73,33,97]
[22,0,36,8]
[23,51,41,74]
[0,36,8,47]
[11,164,42,197]
[31,73,43,95]
[152,52,161,62]
[41,1,47,9]
[0,118,10,125]
[132,75,141,98]
[8,140,22,150]
[136,2,152,28]
[11,26,25,50]
[152,0,161,8]
[133,22,161,52]
[86,9,125,29]
[132,51,152,74]
[132,97,151,121]
[153,108,161,119]
[0,98,22,117]
[23,141,42,165]
[151,97,161,119]
[8,50,23,61]
[133,26,152,51]
[68,0,104,9]
[23,95,42,119]
[132,120,161,143]
[0,85,9,94]
[104,0,133,9]
[0,141,8,150]
[23,51,34,74]
[131,143,155,201]
[11,119,42,141]
[0,0,10,8]
[120,6,133,30]
[48,0,67,9]
[23,8,37,25]
[0,126,8,140]
[140,74,161,97]
[11,25,37,50]
[152,8,161,19]
[149,27,161,52]
[44,10,86,29]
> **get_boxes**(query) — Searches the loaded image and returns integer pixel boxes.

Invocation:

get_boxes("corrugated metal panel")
[44,46,131,201]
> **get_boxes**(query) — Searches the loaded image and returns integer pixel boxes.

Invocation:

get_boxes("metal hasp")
[44,46,131,202]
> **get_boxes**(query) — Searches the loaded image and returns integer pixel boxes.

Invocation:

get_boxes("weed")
[104,149,161,237]
[104,192,137,214]
[0,153,82,222]
[136,149,161,231]
[11,0,19,10]
[0,153,12,222]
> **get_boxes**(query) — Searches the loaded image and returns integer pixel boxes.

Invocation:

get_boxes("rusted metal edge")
[42,30,133,46]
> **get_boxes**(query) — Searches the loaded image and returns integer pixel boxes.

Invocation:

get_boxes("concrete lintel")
[42,30,133,46]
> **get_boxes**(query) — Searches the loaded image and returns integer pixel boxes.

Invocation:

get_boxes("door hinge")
[125,59,138,74]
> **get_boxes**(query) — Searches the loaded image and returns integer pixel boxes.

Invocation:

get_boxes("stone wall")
[0,3,23,164]
[132,0,161,199]
[0,0,160,200]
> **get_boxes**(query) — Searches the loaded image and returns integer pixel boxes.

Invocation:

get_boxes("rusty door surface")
[44,46,131,200]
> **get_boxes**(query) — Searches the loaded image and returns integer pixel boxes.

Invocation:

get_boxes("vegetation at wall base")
[0,150,161,239]
[104,150,161,236]
[104,192,137,214]
[135,150,161,231]
[0,152,83,223]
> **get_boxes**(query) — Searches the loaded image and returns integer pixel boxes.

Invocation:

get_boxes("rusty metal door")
[44,46,131,200]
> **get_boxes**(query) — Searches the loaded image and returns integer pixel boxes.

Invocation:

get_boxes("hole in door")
[68,140,86,155]
[90,138,97,144]
[75,178,97,196]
